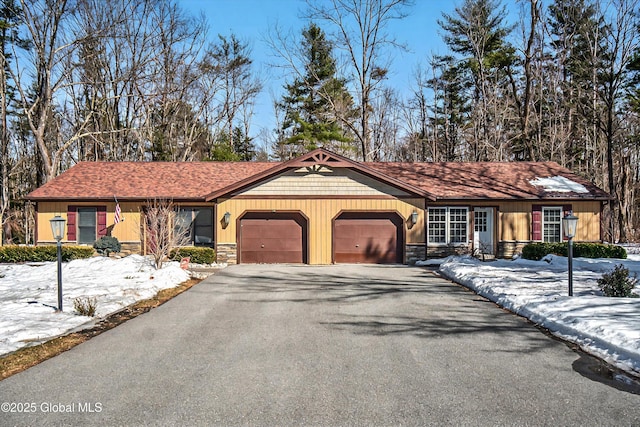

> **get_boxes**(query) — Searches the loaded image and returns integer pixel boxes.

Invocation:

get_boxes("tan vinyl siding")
[573,201,601,241]
[35,198,601,262]
[237,167,411,197]
[37,201,218,245]
[498,201,532,242]
[217,198,425,264]
[36,201,142,243]
[495,200,600,242]
[428,200,601,244]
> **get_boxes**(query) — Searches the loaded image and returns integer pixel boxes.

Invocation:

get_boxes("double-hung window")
[174,207,214,246]
[77,207,97,244]
[428,207,468,245]
[542,207,562,243]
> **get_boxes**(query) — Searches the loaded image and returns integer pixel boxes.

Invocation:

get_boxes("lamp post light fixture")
[562,211,578,297]
[411,211,419,227]
[221,212,231,229]
[49,215,66,311]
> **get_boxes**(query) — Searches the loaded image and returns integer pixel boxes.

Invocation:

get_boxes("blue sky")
[179,0,458,139]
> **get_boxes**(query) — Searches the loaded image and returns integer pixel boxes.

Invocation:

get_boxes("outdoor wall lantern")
[410,211,419,228]
[221,211,231,229]
[49,215,66,311]
[562,211,578,297]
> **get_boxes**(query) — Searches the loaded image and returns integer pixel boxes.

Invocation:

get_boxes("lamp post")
[562,212,578,297]
[49,215,66,311]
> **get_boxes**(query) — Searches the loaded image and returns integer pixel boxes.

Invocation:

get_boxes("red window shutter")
[97,206,107,237]
[532,205,542,241]
[67,206,77,241]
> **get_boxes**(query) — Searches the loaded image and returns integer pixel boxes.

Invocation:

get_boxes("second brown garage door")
[333,212,403,264]
[239,212,307,264]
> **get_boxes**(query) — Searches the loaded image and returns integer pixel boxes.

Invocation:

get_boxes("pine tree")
[438,0,516,160]
[277,23,353,156]
[0,0,29,244]
[426,55,472,161]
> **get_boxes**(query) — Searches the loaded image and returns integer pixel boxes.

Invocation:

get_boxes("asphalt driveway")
[1,264,639,426]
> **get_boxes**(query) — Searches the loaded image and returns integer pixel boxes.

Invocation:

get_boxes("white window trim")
[427,207,469,246]
[542,206,563,243]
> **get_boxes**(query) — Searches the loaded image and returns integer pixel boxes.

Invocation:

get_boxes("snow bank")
[0,255,190,356]
[438,254,640,375]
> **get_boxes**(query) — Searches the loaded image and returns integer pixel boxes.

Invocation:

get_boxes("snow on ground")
[420,254,640,376]
[3,251,639,378]
[0,255,190,356]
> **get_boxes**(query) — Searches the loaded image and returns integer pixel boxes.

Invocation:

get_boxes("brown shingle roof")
[27,152,609,202]
[367,161,610,200]
[27,161,276,201]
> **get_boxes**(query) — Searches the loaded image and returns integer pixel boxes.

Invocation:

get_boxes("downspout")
[213,201,218,263]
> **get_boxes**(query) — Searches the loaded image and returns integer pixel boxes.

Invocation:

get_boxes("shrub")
[61,246,95,261]
[73,296,98,316]
[597,264,638,298]
[93,236,121,256]
[522,243,564,261]
[0,245,94,263]
[521,242,627,261]
[169,247,216,265]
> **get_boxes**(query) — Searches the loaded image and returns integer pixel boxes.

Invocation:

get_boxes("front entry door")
[474,208,494,255]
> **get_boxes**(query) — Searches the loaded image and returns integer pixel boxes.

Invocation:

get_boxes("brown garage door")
[333,212,403,264]
[239,212,307,264]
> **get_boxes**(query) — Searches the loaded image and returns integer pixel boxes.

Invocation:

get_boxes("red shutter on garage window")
[532,205,542,241]
[562,204,573,241]
[97,206,107,237]
[67,206,77,241]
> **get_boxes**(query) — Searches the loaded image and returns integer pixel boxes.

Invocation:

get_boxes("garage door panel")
[333,215,402,264]
[241,220,300,238]
[239,214,306,264]
[241,250,303,264]
[334,239,397,263]
[242,238,301,252]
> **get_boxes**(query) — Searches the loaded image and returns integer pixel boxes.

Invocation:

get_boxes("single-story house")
[27,148,610,264]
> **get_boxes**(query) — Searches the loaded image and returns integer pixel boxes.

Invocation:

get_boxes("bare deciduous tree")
[142,198,190,270]
[305,0,411,161]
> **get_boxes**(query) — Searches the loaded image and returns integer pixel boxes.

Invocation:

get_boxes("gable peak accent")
[288,148,353,168]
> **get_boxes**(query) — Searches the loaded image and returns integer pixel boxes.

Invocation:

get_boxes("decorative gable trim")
[205,148,436,201]
[286,150,354,168]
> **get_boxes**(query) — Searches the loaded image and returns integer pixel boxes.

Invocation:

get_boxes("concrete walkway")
[1,264,639,426]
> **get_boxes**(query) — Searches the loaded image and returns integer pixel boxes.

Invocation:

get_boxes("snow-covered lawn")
[0,255,191,356]
[423,254,640,376]
[3,252,640,379]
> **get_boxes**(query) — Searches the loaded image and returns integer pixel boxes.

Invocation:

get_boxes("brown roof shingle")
[367,161,610,200]
[27,152,609,202]
[27,161,276,201]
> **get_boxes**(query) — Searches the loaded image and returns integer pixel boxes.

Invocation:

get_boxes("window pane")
[543,208,562,243]
[193,208,213,244]
[77,208,96,244]
[474,211,487,232]
[175,207,214,246]
[428,208,446,243]
[449,208,468,244]
[175,209,193,243]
